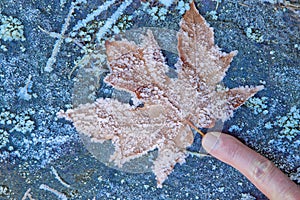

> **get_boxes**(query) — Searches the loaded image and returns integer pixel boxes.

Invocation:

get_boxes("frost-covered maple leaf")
[58,2,263,187]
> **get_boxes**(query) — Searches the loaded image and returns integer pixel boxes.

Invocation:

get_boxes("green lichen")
[68,14,133,54]
[0,108,35,149]
[0,14,26,42]
[0,129,9,149]
[245,26,264,43]
[0,185,9,196]
[245,96,268,115]
[265,106,300,140]
[141,2,169,21]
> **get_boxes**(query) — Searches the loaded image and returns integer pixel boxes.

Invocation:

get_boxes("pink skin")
[202,132,300,200]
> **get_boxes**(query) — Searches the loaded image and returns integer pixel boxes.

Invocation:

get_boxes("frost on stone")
[17,75,33,101]
[57,2,263,187]
[290,167,300,183]
[240,193,256,200]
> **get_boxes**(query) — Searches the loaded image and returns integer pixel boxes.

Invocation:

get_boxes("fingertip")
[202,132,222,153]
[202,132,300,200]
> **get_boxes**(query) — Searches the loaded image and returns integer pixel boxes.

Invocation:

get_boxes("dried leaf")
[58,2,263,187]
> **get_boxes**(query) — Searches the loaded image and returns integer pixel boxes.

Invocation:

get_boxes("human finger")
[202,132,300,200]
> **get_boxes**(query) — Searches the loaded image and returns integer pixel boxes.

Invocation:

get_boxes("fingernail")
[202,132,221,153]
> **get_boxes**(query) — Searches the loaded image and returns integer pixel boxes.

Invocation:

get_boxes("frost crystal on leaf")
[57,2,263,188]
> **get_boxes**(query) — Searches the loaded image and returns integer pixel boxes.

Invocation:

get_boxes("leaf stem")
[186,120,205,137]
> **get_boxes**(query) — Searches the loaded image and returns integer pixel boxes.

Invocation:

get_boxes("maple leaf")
[57,2,263,187]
